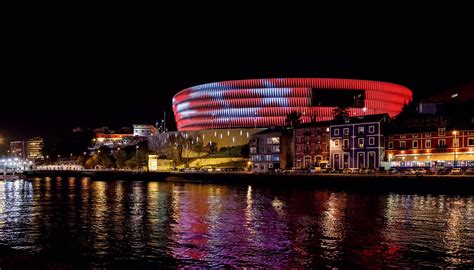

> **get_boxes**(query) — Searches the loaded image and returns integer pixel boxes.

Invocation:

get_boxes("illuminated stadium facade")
[173,78,412,131]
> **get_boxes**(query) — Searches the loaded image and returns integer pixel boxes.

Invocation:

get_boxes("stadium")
[173,78,412,131]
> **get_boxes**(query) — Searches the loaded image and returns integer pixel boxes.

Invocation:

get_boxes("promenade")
[22,169,474,193]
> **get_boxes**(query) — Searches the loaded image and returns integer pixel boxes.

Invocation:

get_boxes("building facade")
[330,114,388,170]
[294,122,331,169]
[27,137,44,159]
[10,141,27,157]
[249,128,292,172]
[133,124,158,137]
[148,128,265,154]
[386,128,474,168]
[10,137,44,160]
[173,78,412,131]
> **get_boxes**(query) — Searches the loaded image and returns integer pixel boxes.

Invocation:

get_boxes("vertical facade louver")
[173,78,412,131]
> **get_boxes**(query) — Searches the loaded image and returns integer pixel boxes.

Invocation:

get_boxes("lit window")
[425,140,431,148]
[268,137,279,144]
[343,139,349,148]
[358,138,364,148]
[438,128,445,136]
[335,140,339,146]
[453,138,459,148]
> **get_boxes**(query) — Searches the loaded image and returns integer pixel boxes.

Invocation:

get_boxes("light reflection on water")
[0,178,473,268]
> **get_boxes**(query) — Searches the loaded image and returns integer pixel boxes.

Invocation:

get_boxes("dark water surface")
[1,177,473,268]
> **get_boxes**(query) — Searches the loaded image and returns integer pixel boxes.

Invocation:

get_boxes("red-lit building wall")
[386,129,474,167]
[173,78,412,131]
[294,124,331,169]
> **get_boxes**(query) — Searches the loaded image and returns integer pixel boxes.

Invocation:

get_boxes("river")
[1,177,473,268]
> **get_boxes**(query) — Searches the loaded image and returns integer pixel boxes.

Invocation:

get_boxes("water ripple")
[0,178,473,268]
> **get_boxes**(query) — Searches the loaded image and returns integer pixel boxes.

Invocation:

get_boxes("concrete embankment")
[22,170,474,192]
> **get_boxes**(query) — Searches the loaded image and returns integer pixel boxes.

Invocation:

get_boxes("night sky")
[2,3,473,149]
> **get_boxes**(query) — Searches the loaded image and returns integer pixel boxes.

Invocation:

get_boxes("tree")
[114,149,127,168]
[123,147,147,169]
[183,135,195,159]
[135,147,148,168]
[333,106,350,123]
[205,141,218,156]
[85,155,98,169]
[191,138,205,157]
[99,153,113,168]
[97,146,113,168]
[77,154,88,167]
[167,133,185,165]
[285,111,302,127]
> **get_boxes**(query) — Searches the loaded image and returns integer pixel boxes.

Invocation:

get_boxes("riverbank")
[21,170,474,192]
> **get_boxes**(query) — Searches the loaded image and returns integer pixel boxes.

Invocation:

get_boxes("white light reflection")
[321,193,346,261]
[271,196,286,218]
[245,185,256,239]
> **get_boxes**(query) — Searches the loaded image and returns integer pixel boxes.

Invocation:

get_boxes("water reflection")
[321,193,346,263]
[0,178,473,268]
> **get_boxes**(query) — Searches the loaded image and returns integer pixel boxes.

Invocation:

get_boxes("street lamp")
[135,145,139,168]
